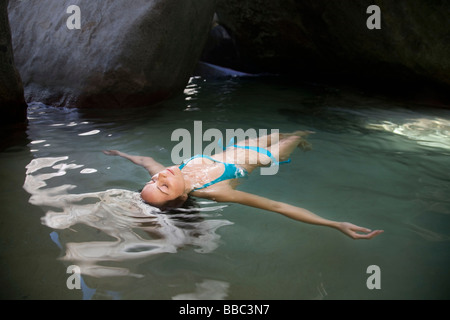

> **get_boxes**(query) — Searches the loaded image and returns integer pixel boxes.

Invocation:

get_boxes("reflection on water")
[368,116,450,150]
[172,279,230,300]
[23,155,233,278]
[11,78,450,299]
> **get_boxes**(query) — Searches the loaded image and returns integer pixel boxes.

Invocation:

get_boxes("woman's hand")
[102,150,122,156]
[337,222,384,240]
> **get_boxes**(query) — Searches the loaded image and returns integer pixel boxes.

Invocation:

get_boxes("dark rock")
[8,0,216,109]
[0,0,27,124]
[200,14,244,72]
[215,0,450,94]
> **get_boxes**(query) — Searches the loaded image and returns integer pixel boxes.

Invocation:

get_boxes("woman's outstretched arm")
[215,190,383,240]
[102,150,166,176]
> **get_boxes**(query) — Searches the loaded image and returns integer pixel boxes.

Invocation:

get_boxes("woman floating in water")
[103,131,383,240]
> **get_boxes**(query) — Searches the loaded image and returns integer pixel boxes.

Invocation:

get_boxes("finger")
[354,230,384,240]
[351,225,373,234]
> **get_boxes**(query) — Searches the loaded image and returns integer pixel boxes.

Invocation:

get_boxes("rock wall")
[6,0,449,112]
[0,0,27,124]
[8,0,216,109]
[214,0,450,91]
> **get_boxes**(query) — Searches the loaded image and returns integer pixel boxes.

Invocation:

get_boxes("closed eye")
[158,183,169,194]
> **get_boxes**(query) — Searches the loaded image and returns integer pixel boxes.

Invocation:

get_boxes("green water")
[1,77,449,300]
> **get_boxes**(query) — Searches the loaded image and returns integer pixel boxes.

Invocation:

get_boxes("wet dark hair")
[155,195,204,225]
[162,195,200,214]
[163,196,205,227]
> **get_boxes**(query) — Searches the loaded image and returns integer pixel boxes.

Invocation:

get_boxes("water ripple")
[23,156,233,278]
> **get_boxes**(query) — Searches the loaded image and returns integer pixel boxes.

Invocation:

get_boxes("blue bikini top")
[178,145,290,191]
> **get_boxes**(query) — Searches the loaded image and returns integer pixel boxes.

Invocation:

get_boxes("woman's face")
[140,166,186,208]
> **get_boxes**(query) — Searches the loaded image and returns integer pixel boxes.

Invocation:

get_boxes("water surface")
[1,77,449,299]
